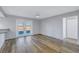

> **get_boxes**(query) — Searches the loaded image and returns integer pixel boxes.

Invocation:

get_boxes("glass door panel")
[16,22,25,37]
[24,22,32,36]
[16,21,32,37]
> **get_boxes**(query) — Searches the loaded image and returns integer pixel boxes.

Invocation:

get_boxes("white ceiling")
[2,6,79,19]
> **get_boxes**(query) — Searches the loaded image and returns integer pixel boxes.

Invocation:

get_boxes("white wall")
[0,17,16,39]
[0,10,79,40]
[40,16,63,40]
[32,20,40,34]
[0,17,40,39]
[39,10,79,40]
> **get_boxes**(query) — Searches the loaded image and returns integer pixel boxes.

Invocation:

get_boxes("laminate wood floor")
[0,34,79,53]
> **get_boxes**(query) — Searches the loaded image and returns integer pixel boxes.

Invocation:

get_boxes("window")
[16,21,32,37]
[63,16,78,39]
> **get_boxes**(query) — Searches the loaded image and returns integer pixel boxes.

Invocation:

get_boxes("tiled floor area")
[0,34,79,53]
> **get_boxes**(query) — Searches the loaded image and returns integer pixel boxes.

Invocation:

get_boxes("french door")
[16,21,32,37]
